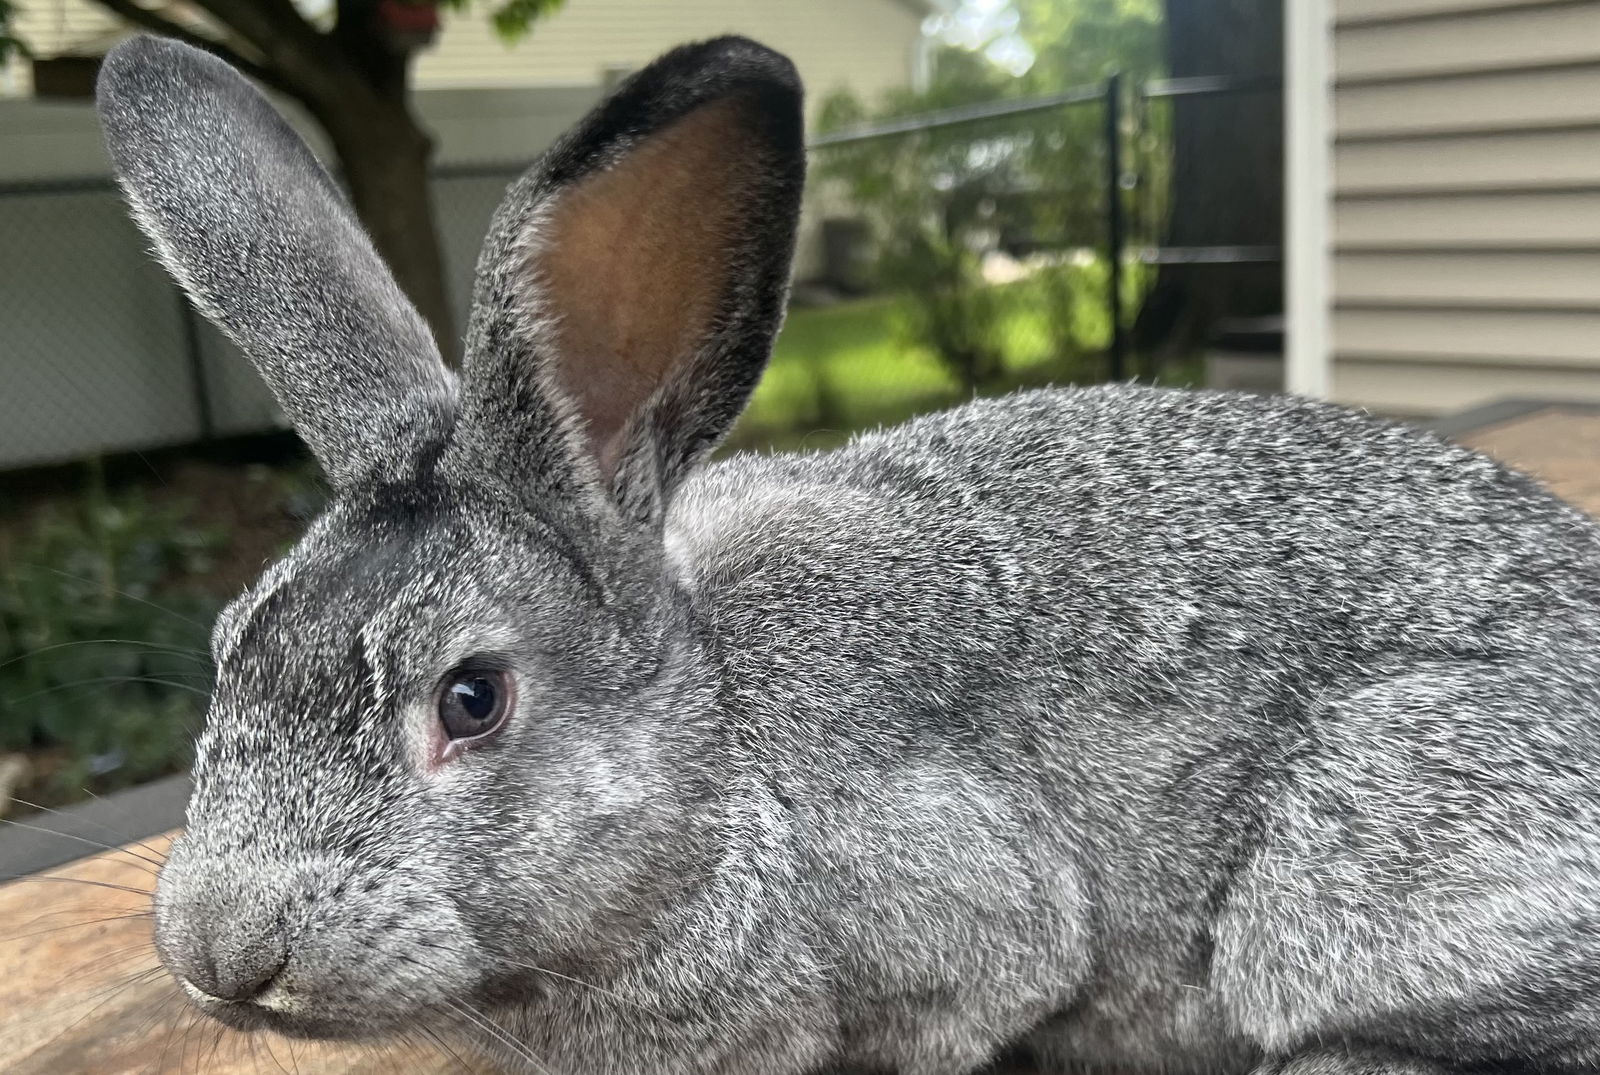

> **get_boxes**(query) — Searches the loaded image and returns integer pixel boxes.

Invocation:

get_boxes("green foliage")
[0,0,31,66]
[740,260,1125,450]
[0,0,565,69]
[882,230,1007,391]
[1014,0,1163,90]
[813,102,1097,390]
[433,0,564,43]
[811,0,1166,393]
[0,466,221,798]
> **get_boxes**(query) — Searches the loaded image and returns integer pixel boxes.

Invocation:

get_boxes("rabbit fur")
[97,31,1600,1075]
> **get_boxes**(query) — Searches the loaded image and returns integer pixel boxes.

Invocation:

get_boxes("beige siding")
[1329,0,1600,416]
[1,0,120,95]
[1336,128,1600,191]
[1336,190,1600,247]
[3,0,925,118]
[1337,0,1571,19]
[415,0,926,118]
[1336,308,1600,364]
[1336,4,1600,80]
[7,0,120,55]
[1337,65,1600,137]
[1335,359,1600,413]
[1335,251,1600,305]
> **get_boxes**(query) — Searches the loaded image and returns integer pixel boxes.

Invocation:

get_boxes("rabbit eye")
[437,668,512,743]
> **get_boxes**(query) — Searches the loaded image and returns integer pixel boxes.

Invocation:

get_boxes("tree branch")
[183,0,360,108]
[91,0,298,98]
[331,0,410,103]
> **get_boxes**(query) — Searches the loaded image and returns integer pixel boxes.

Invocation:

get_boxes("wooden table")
[0,833,480,1072]
[3,404,1596,1074]
[1454,405,1600,516]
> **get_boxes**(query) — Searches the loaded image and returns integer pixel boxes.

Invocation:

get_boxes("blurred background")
[0,0,1595,817]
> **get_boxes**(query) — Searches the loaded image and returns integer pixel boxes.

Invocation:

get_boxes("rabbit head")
[96,33,803,1039]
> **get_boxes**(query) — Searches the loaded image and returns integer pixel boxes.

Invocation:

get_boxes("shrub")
[0,465,221,798]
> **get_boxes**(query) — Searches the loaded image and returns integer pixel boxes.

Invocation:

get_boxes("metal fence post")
[177,293,216,442]
[1104,72,1127,382]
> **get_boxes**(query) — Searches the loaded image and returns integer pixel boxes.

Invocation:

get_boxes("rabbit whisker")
[0,871,155,898]
[31,565,212,630]
[0,909,153,944]
[443,996,553,1075]
[7,794,172,866]
[5,674,210,704]
[0,816,167,873]
[77,790,177,866]
[0,638,211,673]
[419,1023,484,1074]
[18,962,167,1049]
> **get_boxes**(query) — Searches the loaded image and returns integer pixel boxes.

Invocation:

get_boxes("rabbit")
[94,28,1600,1075]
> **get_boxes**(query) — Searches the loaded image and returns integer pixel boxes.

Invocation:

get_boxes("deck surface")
[2,403,1597,1074]
[0,833,476,1073]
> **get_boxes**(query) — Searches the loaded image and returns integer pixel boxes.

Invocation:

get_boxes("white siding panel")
[1337,66,1600,136]
[1335,251,1600,305]
[1336,128,1600,191]
[416,85,601,165]
[1335,308,1600,364]
[1335,191,1600,247]
[10,0,120,55]
[1335,4,1600,81]
[415,0,924,121]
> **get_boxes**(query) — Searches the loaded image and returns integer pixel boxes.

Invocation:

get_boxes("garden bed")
[0,440,323,812]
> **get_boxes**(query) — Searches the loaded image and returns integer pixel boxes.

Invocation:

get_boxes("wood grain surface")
[0,835,494,1072]
[1,405,1595,1074]
[1456,406,1600,516]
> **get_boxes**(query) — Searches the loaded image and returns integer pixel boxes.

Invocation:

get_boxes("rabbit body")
[532,384,1600,1075]
[94,30,1600,1075]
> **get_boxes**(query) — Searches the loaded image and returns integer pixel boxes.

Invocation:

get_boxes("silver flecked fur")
[97,32,1600,1075]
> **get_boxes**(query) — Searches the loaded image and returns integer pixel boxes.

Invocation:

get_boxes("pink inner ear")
[524,99,757,481]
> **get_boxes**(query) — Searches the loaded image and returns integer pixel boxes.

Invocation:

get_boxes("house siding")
[1329,0,1600,414]
[5,0,926,122]
[415,0,927,119]
[6,0,120,61]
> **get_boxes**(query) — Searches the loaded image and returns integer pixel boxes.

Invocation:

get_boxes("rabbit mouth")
[194,999,406,1042]
[177,974,413,1041]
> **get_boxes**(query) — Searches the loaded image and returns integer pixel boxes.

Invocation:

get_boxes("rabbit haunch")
[96,29,1600,1075]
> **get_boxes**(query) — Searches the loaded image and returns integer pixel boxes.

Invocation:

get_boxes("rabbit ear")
[96,36,454,489]
[457,36,804,528]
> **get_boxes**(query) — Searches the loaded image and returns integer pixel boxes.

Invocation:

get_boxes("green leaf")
[488,0,563,43]
[0,0,33,64]
[431,0,564,43]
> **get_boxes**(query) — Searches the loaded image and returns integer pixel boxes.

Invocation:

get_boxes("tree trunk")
[315,0,457,357]
[1135,0,1284,368]
[323,105,457,358]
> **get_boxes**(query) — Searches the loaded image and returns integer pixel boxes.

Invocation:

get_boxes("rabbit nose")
[181,946,287,1003]
[158,874,291,1004]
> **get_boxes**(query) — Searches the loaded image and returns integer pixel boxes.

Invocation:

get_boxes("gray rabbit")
[95,30,1600,1075]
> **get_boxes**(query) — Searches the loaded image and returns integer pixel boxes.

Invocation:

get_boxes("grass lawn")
[732,265,1121,452]
[730,261,1187,453]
